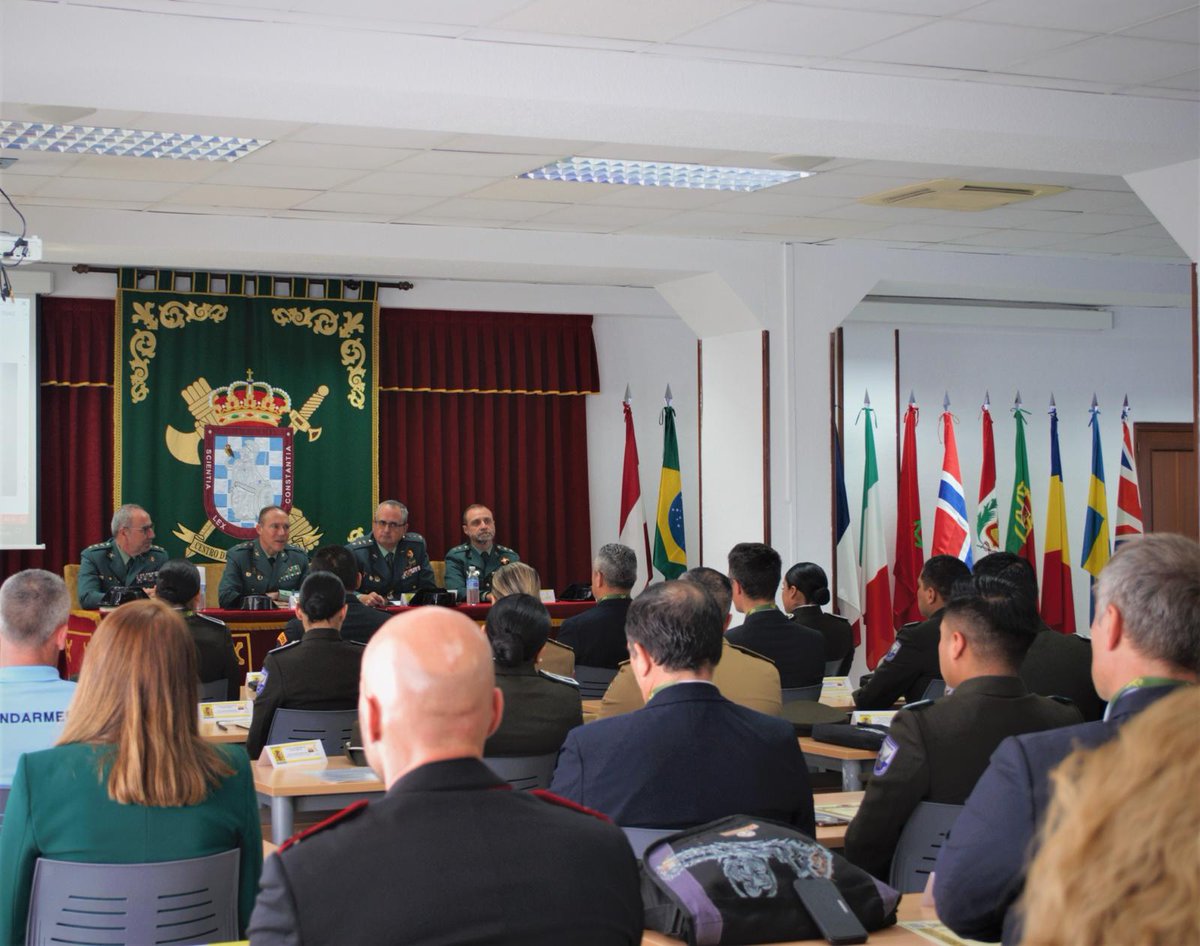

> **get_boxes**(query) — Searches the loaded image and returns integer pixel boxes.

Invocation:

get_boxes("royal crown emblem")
[208,377,292,426]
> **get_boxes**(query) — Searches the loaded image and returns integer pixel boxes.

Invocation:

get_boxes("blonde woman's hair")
[490,562,540,599]
[58,598,232,806]
[1019,686,1200,946]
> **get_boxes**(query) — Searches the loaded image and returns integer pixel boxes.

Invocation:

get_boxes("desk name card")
[851,709,898,727]
[199,700,253,723]
[266,739,327,767]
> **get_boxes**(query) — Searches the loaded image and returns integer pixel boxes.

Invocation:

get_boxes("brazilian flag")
[653,403,687,579]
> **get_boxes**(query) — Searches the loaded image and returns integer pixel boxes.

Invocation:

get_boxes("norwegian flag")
[1114,396,1144,549]
[931,395,974,567]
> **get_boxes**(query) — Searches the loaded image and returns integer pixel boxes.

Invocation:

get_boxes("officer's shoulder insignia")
[229,541,254,553]
[530,789,611,822]
[539,669,580,688]
[614,657,631,670]
[268,639,301,655]
[1048,695,1077,707]
[900,698,935,713]
[346,639,368,648]
[496,545,515,555]
[346,535,373,550]
[149,544,167,553]
[899,620,921,631]
[874,735,900,776]
[882,639,903,662]
[404,531,425,544]
[195,612,226,628]
[83,541,109,553]
[280,800,369,852]
[447,543,468,554]
[545,638,573,653]
[285,543,308,555]
[727,640,775,664]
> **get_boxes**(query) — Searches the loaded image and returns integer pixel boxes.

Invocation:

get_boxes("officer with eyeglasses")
[77,503,167,609]
[347,500,436,606]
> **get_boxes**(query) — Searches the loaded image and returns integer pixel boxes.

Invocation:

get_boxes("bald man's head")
[359,607,502,785]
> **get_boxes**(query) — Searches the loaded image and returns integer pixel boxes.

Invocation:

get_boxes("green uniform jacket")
[0,742,263,943]
[442,543,520,595]
[77,539,167,609]
[346,534,436,598]
[218,541,309,609]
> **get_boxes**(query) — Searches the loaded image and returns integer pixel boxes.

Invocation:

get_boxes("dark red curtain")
[379,309,598,593]
[1,298,113,581]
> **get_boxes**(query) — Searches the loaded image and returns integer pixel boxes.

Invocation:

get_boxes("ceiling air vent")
[860,178,1067,211]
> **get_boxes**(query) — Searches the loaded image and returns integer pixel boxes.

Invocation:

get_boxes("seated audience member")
[155,558,240,701]
[935,534,1200,945]
[0,600,262,941]
[0,570,75,785]
[550,579,814,833]
[782,561,855,675]
[491,562,574,677]
[972,551,1104,721]
[282,544,388,646]
[726,542,824,689]
[249,608,642,946]
[844,575,1081,879]
[247,571,365,759]
[1017,686,1200,946]
[599,566,782,719]
[556,543,636,669]
[77,503,167,609]
[217,505,309,608]
[483,594,582,756]
[855,554,971,709]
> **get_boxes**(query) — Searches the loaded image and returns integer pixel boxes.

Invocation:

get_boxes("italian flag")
[860,396,893,668]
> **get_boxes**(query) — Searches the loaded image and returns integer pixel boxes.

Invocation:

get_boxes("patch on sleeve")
[255,668,268,696]
[882,639,902,663]
[874,735,899,777]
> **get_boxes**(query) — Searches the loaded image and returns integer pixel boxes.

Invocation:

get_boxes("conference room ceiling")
[1,0,1196,265]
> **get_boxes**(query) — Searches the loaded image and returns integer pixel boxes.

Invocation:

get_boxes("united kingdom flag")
[1114,396,1144,548]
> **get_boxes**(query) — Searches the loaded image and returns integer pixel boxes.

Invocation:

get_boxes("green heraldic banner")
[115,270,378,564]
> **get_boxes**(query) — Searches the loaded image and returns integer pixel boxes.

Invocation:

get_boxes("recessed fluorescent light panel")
[0,121,270,161]
[520,156,811,192]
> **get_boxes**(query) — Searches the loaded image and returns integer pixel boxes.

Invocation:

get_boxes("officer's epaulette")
[149,544,167,554]
[267,638,302,655]
[900,698,935,712]
[496,544,515,554]
[83,540,111,552]
[1049,695,1078,707]
[403,531,425,543]
[284,543,308,555]
[538,669,580,688]
[346,535,373,549]
[546,638,574,653]
[447,543,468,554]
[899,620,922,630]
[614,657,630,670]
[530,789,612,822]
[228,540,254,552]
[279,799,369,852]
[726,640,776,664]
[193,611,226,628]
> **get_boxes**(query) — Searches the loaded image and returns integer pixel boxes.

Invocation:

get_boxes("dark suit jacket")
[247,627,364,759]
[1018,624,1105,721]
[843,675,1082,880]
[550,681,815,834]
[248,757,643,946]
[934,684,1184,945]
[282,594,389,646]
[555,596,631,669]
[485,663,583,756]
[854,611,943,709]
[726,607,825,688]
[790,604,855,675]
[183,610,240,701]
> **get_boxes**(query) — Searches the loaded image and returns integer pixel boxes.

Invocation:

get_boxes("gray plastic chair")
[919,679,947,702]
[266,708,358,755]
[198,679,228,703]
[484,752,558,791]
[888,801,963,893]
[26,849,239,946]
[573,665,618,699]
[824,659,843,677]
[781,684,823,703]
[622,826,678,857]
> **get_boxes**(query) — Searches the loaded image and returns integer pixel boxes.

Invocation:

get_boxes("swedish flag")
[653,402,687,579]
[1081,399,1111,618]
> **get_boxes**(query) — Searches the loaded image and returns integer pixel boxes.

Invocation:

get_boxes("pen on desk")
[236,723,250,730]
[216,721,229,731]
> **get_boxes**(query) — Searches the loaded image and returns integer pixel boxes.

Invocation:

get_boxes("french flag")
[932,396,974,567]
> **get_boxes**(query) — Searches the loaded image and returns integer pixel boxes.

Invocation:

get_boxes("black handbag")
[640,814,898,945]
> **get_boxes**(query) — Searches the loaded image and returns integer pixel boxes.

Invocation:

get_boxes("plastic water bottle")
[466,567,480,605]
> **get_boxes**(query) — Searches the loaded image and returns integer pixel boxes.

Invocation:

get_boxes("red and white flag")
[619,388,653,591]
[893,395,923,627]
[976,393,1000,555]
[1114,396,1144,549]
[859,392,893,669]
[932,395,973,567]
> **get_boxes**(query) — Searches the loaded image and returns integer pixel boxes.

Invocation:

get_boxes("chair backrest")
[198,563,224,609]
[919,679,947,702]
[26,849,239,946]
[824,659,843,677]
[63,564,81,610]
[198,679,227,703]
[573,665,618,699]
[622,826,677,858]
[430,560,446,588]
[266,708,358,754]
[484,752,559,791]
[780,684,823,704]
[888,801,963,893]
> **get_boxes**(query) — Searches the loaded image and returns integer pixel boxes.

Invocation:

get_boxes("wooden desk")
[642,892,951,945]
[254,756,385,844]
[799,736,877,791]
[200,719,250,744]
[813,790,863,849]
[818,676,856,709]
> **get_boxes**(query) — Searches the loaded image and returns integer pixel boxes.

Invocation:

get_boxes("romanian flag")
[1041,399,1075,633]
[834,422,861,647]
[618,391,652,591]
[976,394,1000,554]
[1114,397,1144,549]
[1005,396,1038,578]
[859,394,892,668]
[893,397,923,627]
[1081,397,1111,618]
[932,399,973,567]
[653,396,687,580]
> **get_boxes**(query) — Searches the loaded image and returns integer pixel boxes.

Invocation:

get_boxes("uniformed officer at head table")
[217,505,309,609]
[346,500,436,607]
[442,503,520,599]
[77,503,167,609]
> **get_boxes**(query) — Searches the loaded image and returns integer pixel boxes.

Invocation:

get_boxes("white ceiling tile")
[273,208,394,224]
[409,197,557,221]
[1111,222,1177,242]
[1119,8,1200,42]
[848,21,1090,71]
[625,210,781,235]
[284,0,531,26]
[0,106,146,128]
[952,229,1080,248]
[0,174,40,196]
[523,204,677,230]
[855,222,995,241]
[1119,85,1200,99]
[34,176,185,201]
[203,163,366,189]
[246,141,416,170]
[1020,190,1148,213]
[456,27,651,51]
[778,0,982,14]
[124,111,301,140]
[0,152,82,176]
[956,71,1124,94]
[21,195,155,211]
[814,59,981,80]
[392,150,559,176]
[489,0,751,43]
[1146,69,1200,91]
[293,192,444,215]
[714,191,852,215]
[651,43,820,66]
[959,0,1197,35]
[839,159,991,178]
[48,153,222,183]
[398,215,520,230]
[1050,232,1182,254]
[147,205,273,218]
[1011,212,1155,234]
[436,133,600,154]
[337,171,495,197]
[161,184,319,209]
[285,125,455,149]
[465,178,612,203]
[781,172,928,198]
[818,201,954,222]
[741,217,892,238]
[671,4,933,57]
[585,187,736,210]
[1011,36,1200,87]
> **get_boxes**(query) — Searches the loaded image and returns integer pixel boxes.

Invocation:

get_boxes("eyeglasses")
[133,524,154,533]
[374,520,407,529]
